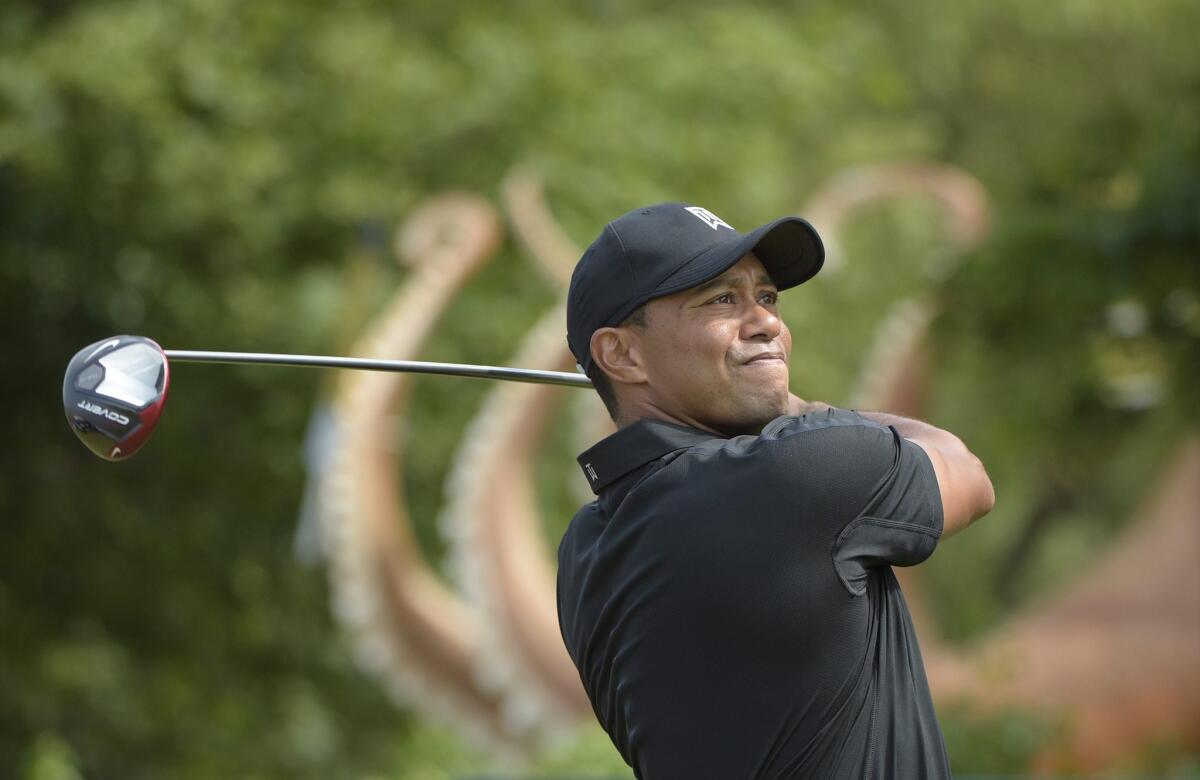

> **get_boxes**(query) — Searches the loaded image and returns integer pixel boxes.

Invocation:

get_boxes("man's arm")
[788,394,995,537]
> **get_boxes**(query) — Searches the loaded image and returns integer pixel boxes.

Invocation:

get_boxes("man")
[557,203,995,779]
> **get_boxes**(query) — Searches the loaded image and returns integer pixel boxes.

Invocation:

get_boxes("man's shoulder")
[558,499,602,554]
[591,410,900,523]
[760,407,891,440]
[759,408,899,468]
[650,409,899,509]
[668,408,894,468]
[560,411,900,536]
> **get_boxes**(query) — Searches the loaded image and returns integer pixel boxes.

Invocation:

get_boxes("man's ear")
[590,326,648,385]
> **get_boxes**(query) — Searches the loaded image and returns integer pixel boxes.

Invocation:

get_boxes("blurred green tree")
[1,0,1196,776]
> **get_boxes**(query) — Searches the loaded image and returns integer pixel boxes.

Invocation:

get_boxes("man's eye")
[712,293,735,304]
[760,292,778,304]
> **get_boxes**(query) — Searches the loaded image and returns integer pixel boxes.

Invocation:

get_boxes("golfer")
[558,203,995,779]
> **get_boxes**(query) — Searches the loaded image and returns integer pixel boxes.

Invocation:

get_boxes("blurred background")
[3,0,1198,777]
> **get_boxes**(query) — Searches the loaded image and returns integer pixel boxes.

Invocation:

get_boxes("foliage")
[1,0,1197,776]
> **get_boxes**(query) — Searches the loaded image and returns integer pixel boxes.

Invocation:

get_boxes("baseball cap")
[566,202,825,375]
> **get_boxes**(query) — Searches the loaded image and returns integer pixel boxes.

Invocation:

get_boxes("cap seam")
[607,222,638,288]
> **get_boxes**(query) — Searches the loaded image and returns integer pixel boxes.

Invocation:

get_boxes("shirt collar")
[576,417,726,494]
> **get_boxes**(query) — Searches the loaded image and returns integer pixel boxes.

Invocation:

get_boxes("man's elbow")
[919,434,996,536]
[966,454,996,524]
[944,434,995,523]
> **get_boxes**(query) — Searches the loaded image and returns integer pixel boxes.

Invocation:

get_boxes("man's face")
[634,253,792,436]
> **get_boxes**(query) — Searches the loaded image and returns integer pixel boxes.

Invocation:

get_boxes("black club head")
[63,336,170,461]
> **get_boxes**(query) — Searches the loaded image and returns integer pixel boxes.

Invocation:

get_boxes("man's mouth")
[743,352,786,365]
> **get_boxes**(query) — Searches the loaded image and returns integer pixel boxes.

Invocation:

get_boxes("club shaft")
[164,350,593,388]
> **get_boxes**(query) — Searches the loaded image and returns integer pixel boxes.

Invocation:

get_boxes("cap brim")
[647,216,824,299]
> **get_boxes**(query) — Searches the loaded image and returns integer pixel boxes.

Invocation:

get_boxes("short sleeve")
[830,426,944,595]
[760,411,944,595]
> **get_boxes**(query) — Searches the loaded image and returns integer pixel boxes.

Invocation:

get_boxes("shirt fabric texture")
[556,408,949,779]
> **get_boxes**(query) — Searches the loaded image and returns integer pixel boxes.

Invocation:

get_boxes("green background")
[2,0,1198,776]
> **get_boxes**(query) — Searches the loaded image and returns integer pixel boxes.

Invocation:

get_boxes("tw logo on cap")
[685,206,733,231]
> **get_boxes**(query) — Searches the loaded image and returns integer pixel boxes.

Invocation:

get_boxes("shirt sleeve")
[833,428,943,593]
[762,410,944,595]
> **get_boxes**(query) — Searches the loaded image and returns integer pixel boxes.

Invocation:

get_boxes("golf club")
[64,335,592,462]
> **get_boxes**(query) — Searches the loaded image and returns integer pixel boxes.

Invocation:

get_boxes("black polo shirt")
[556,408,949,779]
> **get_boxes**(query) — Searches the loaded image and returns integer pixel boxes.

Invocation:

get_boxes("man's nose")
[741,300,782,341]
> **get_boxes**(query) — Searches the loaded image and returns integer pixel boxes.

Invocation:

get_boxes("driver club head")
[63,335,170,461]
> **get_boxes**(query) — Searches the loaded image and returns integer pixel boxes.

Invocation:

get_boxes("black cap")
[567,203,825,374]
